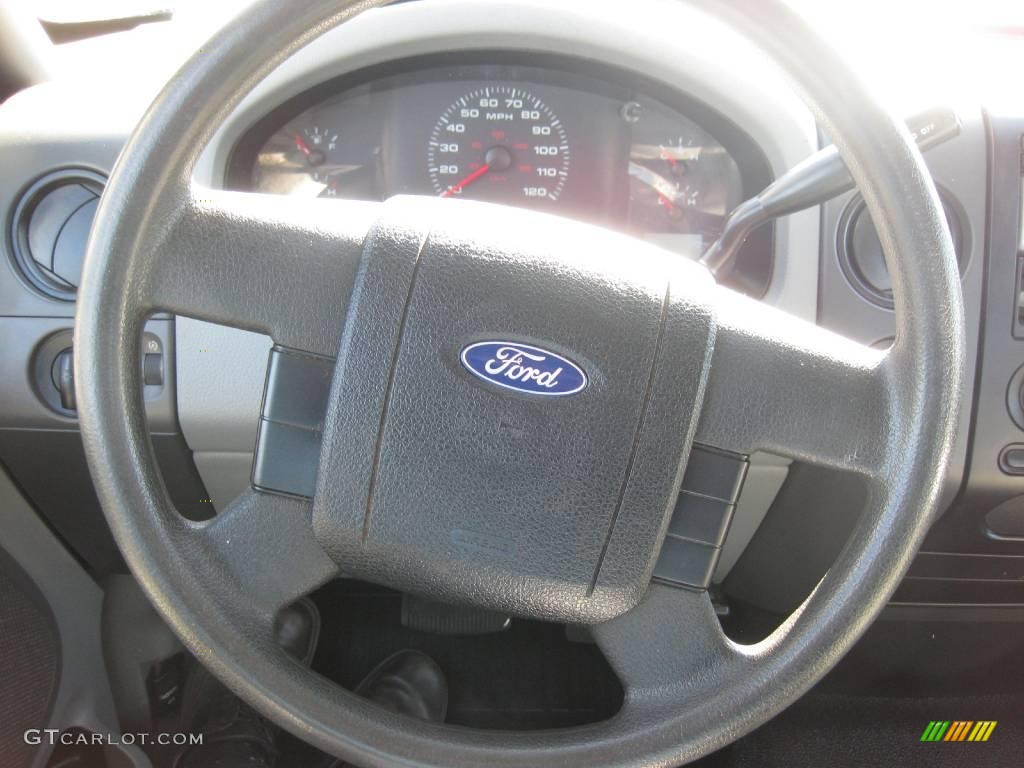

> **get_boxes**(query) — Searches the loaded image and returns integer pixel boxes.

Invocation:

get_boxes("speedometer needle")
[441,163,491,198]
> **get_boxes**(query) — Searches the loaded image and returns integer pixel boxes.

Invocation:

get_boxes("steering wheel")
[74,0,964,765]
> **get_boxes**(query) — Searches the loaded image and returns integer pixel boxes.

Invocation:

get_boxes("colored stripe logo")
[921,721,997,742]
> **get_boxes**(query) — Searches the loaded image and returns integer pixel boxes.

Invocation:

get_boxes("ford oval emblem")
[460,341,587,397]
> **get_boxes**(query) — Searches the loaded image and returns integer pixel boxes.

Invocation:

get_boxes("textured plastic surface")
[312,200,715,624]
[401,593,510,635]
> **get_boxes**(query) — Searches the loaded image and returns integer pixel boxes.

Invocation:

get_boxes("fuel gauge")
[253,120,377,199]
[292,125,336,179]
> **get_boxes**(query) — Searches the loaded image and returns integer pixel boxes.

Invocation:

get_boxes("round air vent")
[8,169,105,301]
[837,189,967,310]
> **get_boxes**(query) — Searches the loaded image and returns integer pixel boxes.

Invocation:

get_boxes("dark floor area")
[249,584,1024,767]
[697,689,1023,768]
[698,612,1024,767]
[309,580,623,730]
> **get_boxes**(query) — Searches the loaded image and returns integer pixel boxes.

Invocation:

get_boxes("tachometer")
[427,86,569,204]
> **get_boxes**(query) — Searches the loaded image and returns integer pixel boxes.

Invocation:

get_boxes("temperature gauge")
[625,104,743,253]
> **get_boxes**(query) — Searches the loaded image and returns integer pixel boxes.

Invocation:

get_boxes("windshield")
[20,0,1024,111]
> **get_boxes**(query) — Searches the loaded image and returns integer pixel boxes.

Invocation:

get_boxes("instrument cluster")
[227,56,773,287]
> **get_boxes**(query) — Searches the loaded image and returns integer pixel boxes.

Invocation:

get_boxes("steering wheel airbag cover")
[311,199,716,624]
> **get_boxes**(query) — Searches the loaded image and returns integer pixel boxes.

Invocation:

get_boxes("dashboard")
[1,1,1022,756]
[0,0,1018,629]
[226,56,774,295]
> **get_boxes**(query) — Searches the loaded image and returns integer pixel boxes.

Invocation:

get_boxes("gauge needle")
[657,193,678,213]
[629,161,681,202]
[293,134,313,156]
[441,163,491,197]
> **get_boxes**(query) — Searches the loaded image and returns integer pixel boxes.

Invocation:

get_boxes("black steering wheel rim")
[74,1,964,766]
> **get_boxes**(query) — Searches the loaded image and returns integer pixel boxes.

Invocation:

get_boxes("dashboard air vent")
[8,168,105,301]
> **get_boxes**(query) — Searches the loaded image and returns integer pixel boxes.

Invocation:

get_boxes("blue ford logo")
[460,341,587,397]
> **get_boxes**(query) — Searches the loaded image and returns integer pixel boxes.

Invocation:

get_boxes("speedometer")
[427,86,570,204]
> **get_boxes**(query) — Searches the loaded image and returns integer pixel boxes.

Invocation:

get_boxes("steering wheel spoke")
[189,487,339,623]
[696,287,891,478]
[144,187,379,356]
[592,584,737,711]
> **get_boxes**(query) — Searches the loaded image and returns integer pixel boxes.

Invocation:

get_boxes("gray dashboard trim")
[174,317,271,453]
[0,317,178,432]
